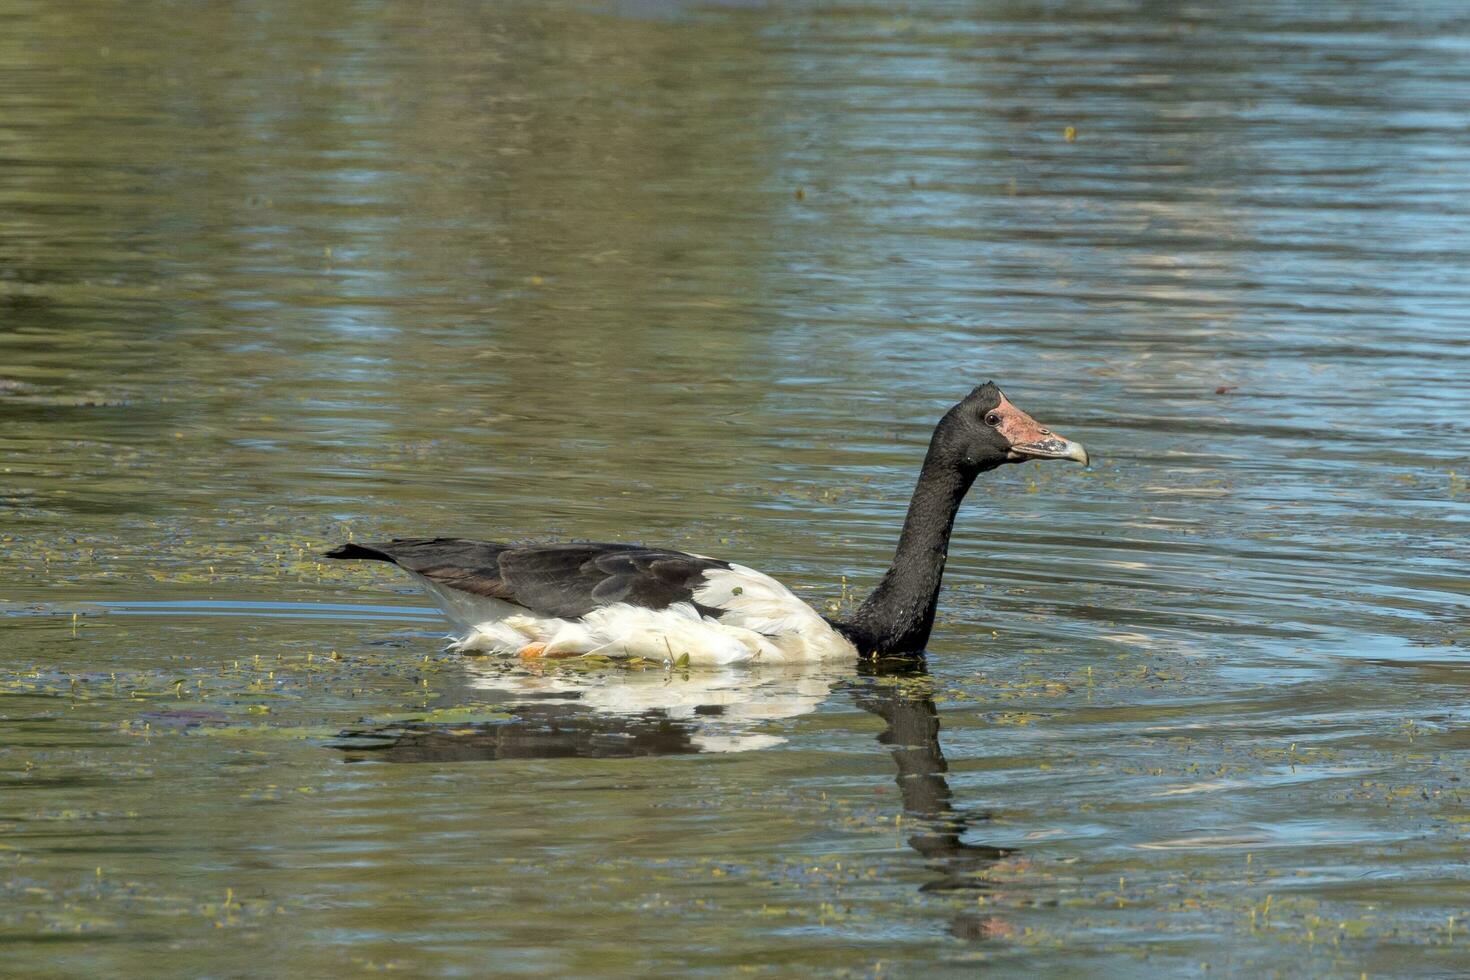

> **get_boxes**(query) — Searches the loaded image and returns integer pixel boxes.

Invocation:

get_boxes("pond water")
[2,0,1468,974]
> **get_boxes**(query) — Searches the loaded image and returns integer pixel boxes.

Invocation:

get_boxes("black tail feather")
[323,542,399,563]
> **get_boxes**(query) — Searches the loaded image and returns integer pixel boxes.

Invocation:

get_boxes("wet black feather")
[324,538,731,619]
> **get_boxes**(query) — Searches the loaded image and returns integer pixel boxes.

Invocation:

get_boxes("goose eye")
[984,413,1001,427]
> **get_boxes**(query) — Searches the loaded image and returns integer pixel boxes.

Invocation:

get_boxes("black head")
[932,382,1089,473]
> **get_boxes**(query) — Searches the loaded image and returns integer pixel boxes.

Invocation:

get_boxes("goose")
[325,383,1088,664]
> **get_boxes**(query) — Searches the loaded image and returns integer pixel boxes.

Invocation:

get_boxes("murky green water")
[3,0,1468,975]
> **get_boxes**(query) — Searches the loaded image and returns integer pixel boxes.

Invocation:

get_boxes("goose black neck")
[840,442,979,655]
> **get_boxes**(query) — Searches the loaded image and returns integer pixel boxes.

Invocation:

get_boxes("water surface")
[2,0,1468,975]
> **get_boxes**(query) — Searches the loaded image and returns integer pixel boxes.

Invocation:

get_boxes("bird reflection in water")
[335,658,834,759]
[334,655,1013,935]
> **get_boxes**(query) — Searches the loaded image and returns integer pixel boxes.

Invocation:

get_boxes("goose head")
[935,381,1089,473]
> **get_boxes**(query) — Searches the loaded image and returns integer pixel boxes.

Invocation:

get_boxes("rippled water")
[2,0,1468,975]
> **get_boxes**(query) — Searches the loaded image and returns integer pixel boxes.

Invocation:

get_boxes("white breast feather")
[694,564,856,660]
[694,564,827,634]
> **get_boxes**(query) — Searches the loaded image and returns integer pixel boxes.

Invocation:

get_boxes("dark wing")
[324,538,730,619]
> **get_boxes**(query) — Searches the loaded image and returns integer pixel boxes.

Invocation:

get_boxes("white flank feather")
[411,565,856,664]
[442,601,777,665]
[409,573,521,633]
